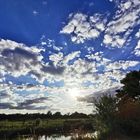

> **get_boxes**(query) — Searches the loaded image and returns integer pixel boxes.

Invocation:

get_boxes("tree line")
[0,111,93,121]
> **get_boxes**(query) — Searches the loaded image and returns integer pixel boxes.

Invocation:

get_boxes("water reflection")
[25,135,72,140]
[23,133,95,140]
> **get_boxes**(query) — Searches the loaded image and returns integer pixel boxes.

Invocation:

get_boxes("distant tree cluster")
[0,111,93,121]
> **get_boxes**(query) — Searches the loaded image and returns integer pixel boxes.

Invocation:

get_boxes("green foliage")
[35,118,42,127]
[117,71,140,100]
[94,71,140,139]
[116,71,140,135]
[94,95,118,135]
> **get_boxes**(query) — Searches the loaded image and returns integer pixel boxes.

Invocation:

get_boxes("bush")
[35,118,42,127]
[94,95,119,135]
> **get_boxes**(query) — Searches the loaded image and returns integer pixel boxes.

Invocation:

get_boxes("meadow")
[0,115,95,140]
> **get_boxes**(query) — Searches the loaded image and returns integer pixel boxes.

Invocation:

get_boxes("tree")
[53,112,62,119]
[117,71,140,100]
[93,71,140,138]
[116,71,140,135]
[94,95,118,134]
[46,111,52,118]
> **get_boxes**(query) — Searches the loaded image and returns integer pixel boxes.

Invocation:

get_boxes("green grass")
[0,118,94,139]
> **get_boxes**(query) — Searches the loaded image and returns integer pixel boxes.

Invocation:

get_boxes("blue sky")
[0,0,140,114]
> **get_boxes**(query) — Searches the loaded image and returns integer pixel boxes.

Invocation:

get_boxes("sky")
[0,0,140,114]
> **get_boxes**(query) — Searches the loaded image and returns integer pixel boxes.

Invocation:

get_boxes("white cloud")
[103,0,140,48]
[105,60,139,71]
[0,82,93,114]
[133,27,140,57]
[60,0,140,49]
[60,13,106,44]
[134,40,140,56]
[136,29,140,38]
[120,1,132,10]
[103,34,113,45]
[0,39,65,83]
[0,44,140,113]
[63,51,80,64]
[49,52,63,66]
[1,30,140,113]
[0,83,51,110]
[0,39,43,77]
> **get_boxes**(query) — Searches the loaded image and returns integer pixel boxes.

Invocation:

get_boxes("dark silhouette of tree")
[53,112,62,119]
[117,70,140,100]
[70,112,88,118]
[94,71,140,138]
[0,111,89,121]
[115,71,140,135]
[46,111,52,118]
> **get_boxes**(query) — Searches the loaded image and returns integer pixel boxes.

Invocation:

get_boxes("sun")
[68,88,81,99]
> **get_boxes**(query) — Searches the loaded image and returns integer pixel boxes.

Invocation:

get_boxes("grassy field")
[0,118,94,139]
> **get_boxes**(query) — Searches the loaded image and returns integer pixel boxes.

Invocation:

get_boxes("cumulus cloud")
[0,38,140,114]
[49,52,63,66]
[60,0,140,49]
[103,0,140,48]
[0,39,65,83]
[134,40,140,56]
[133,29,140,57]
[60,13,106,44]
[0,83,51,110]
[105,60,139,71]
[0,83,93,114]
[135,29,140,38]
[48,50,139,99]
[13,97,49,110]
